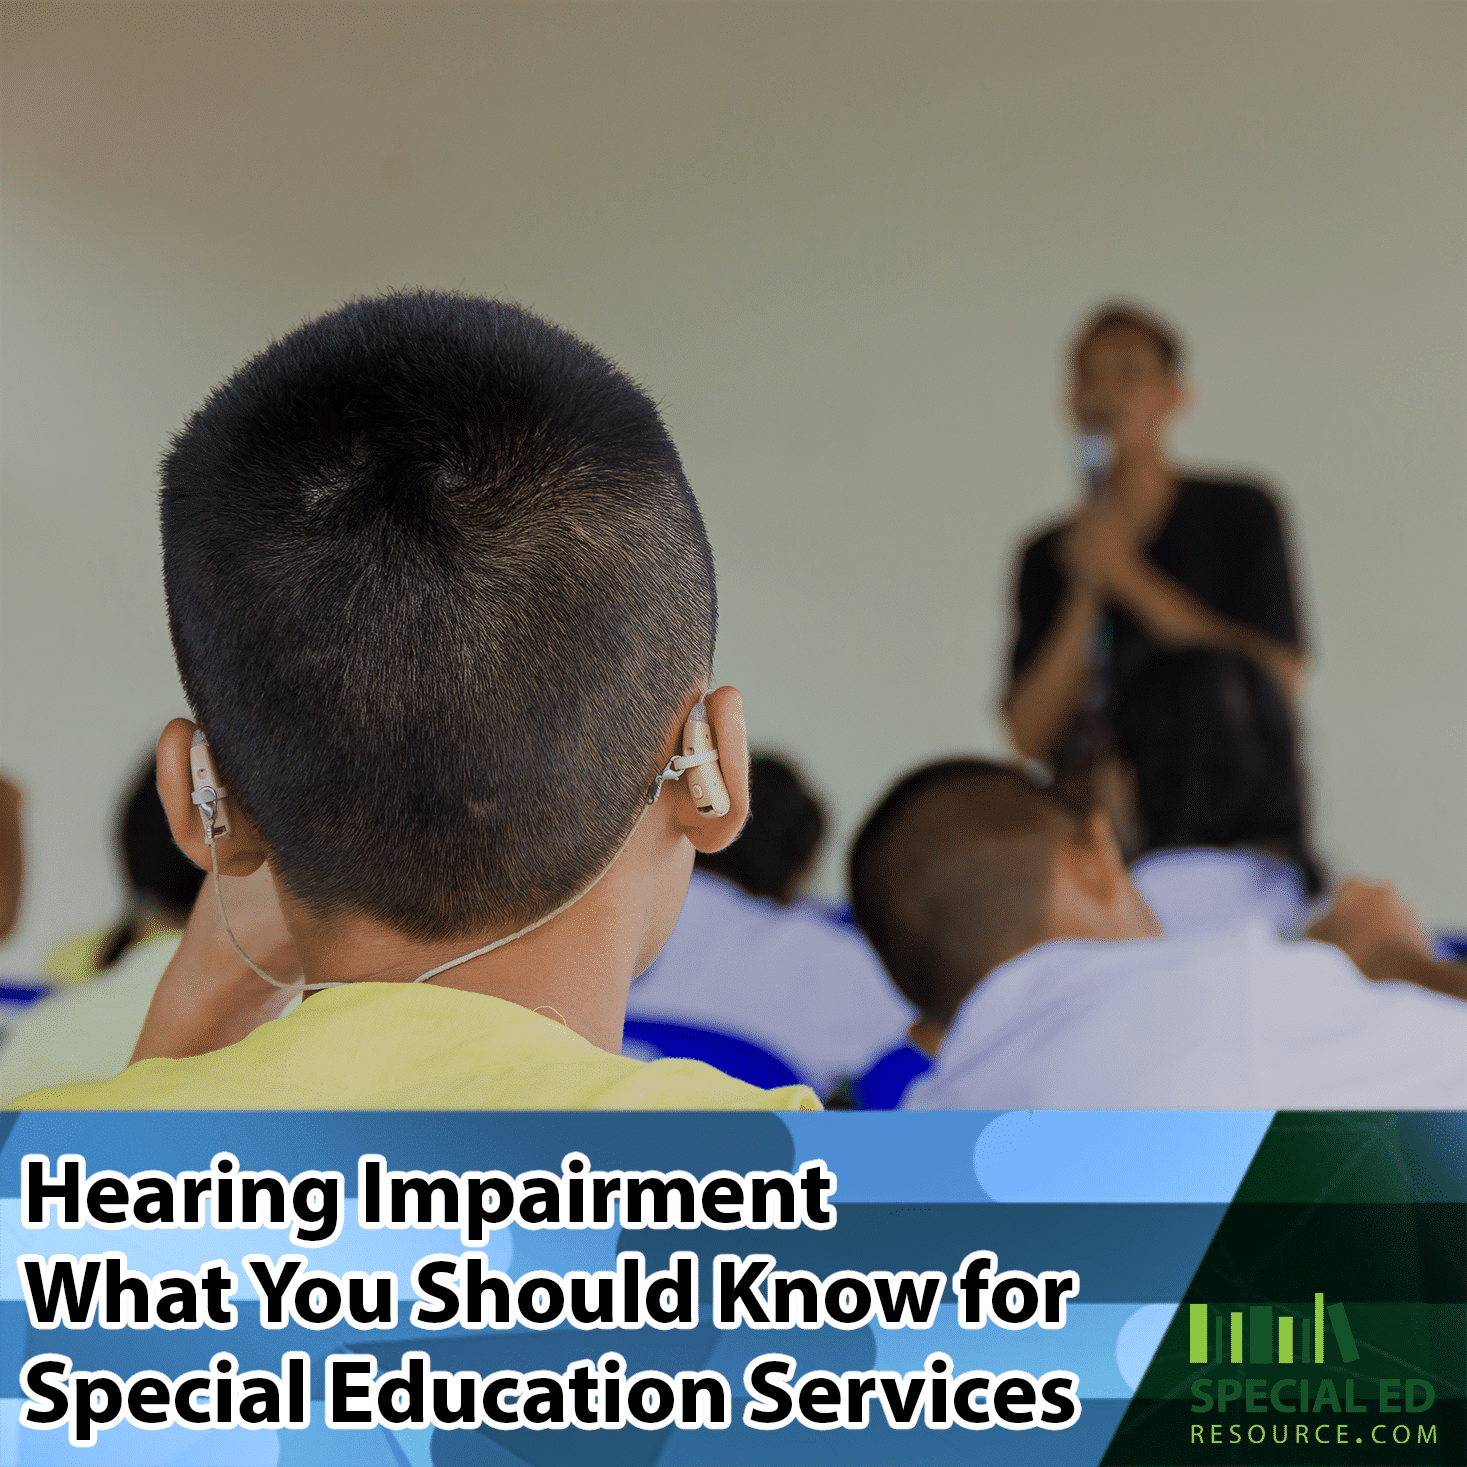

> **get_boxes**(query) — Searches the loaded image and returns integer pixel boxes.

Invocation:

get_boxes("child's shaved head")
[161,292,716,941]
[849,760,1084,1023]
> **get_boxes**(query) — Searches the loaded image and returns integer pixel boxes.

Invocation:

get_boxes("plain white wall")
[2,0,1463,972]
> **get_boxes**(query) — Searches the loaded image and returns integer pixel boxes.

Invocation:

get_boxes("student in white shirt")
[44,755,204,983]
[0,773,20,944]
[0,934,181,1105]
[627,756,913,1097]
[847,758,1467,1110]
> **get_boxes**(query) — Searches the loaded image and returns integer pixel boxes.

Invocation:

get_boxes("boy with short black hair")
[849,759,1467,1109]
[15,291,818,1110]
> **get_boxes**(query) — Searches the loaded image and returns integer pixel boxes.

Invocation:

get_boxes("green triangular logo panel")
[1102,1113,1466,1465]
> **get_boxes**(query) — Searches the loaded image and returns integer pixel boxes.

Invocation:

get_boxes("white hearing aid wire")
[195,731,722,994]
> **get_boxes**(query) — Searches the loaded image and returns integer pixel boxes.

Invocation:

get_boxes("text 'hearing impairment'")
[17,1152,1087,1448]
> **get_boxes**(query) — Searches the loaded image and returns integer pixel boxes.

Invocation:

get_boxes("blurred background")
[2,0,1463,971]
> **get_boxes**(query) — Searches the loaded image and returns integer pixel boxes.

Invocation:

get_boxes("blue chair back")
[854,1042,932,1110]
[0,979,49,1026]
[621,1018,809,1091]
[1435,932,1467,963]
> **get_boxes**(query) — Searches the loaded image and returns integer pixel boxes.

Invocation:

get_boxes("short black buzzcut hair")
[849,759,1084,1023]
[161,291,716,940]
[1072,301,1184,375]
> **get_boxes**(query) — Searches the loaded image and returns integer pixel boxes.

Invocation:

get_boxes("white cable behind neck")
[199,739,715,994]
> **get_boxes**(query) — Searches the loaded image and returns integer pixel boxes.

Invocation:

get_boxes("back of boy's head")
[849,759,1083,1024]
[695,754,825,903]
[161,291,716,940]
[1110,649,1324,895]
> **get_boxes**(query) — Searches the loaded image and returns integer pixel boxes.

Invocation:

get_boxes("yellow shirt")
[44,921,182,986]
[10,981,822,1112]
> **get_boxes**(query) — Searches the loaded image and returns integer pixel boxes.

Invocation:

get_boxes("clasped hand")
[1057,498,1145,595]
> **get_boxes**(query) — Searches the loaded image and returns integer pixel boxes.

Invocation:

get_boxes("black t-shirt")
[1009,475,1304,692]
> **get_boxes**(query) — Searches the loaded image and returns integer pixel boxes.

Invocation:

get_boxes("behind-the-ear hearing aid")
[189,729,322,993]
[645,699,729,816]
[680,701,731,817]
[189,730,231,841]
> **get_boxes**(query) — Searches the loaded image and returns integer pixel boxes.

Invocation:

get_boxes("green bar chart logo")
[1189,1294,1359,1366]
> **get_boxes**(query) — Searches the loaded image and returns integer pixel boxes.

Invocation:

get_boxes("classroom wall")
[2,0,1463,970]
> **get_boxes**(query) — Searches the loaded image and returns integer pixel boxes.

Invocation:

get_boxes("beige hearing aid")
[189,729,232,841]
[682,702,731,818]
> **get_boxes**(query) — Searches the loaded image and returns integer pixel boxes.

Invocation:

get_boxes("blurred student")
[0,938,184,1105]
[1101,648,1325,938]
[12,292,818,1111]
[696,755,825,902]
[0,774,20,943]
[45,756,203,982]
[627,755,914,1098]
[0,760,202,1102]
[849,760,1467,1109]
[1004,303,1306,764]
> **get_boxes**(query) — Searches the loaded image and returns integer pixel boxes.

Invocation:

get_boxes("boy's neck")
[287,905,639,1053]
[283,828,690,1055]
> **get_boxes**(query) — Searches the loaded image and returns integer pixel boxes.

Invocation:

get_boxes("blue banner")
[1,1111,1460,1466]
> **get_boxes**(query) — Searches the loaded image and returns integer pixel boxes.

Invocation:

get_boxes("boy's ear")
[672,685,750,854]
[1163,374,1189,419]
[156,718,269,878]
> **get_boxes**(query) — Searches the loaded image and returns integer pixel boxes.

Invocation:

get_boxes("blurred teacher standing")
[1004,304,1307,764]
